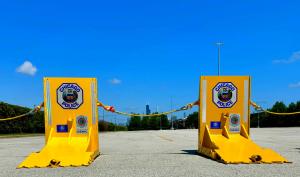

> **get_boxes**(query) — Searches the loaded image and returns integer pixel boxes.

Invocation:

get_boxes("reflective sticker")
[57,125,68,133]
[91,82,96,124]
[243,80,249,123]
[202,80,207,123]
[46,80,52,125]
[229,114,241,132]
[210,121,221,129]
[76,115,88,134]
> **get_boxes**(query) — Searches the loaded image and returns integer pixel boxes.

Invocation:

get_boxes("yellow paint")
[198,76,288,163]
[18,78,99,168]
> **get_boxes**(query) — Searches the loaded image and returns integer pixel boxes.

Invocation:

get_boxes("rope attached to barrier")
[0,112,32,122]
[0,102,44,122]
[250,101,300,115]
[2,100,299,121]
[97,100,199,117]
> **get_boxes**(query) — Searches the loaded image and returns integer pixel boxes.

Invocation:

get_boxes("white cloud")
[109,78,121,85]
[16,61,37,76]
[289,82,300,88]
[273,51,300,64]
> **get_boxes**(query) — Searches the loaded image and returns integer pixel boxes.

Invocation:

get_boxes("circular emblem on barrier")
[57,83,83,109]
[77,115,87,128]
[229,114,240,132]
[213,82,237,108]
[230,114,240,126]
[76,115,88,134]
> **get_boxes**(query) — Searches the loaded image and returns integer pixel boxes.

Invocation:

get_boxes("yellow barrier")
[198,76,288,164]
[18,78,99,168]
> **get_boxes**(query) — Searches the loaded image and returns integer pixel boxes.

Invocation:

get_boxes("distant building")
[146,105,151,115]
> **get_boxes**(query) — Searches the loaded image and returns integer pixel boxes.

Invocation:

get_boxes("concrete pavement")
[0,128,299,177]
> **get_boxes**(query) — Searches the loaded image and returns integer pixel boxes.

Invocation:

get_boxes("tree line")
[98,120,127,131]
[1,101,300,134]
[128,101,300,130]
[127,111,199,130]
[0,102,44,134]
[128,113,169,130]
[250,101,300,127]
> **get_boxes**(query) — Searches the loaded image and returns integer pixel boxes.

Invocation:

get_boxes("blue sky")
[1,1,300,123]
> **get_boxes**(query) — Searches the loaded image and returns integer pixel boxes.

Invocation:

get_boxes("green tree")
[288,102,297,112]
[140,114,169,130]
[160,115,169,129]
[141,117,150,130]
[98,120,127,132]
[186,112,198,128]
[128,115,142,130]
[296,101,300,111]
[149,116,159,130]
[271,101,287,113]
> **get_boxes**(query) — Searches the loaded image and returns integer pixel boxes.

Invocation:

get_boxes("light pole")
[114,116,117,131]
[257,110,260,128]
[183,112,186,128]
[157,105,162,130]
[255,101,267,128]
[216,42,224,76]
[102,109,105,121]
[170,97,174,130]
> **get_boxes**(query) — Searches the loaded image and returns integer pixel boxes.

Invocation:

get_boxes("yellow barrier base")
[198,126,288,164]
[17,78,100,168]
[18,137,99,168]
